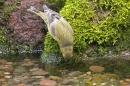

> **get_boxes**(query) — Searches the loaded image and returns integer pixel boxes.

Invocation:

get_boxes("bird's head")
[60,46,73,60]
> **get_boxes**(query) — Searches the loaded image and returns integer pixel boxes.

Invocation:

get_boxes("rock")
[62,79,79,85]
[0,72,4,77]
[29,68,39,72]
[39,79,57,86]
[15,84,26,86]
[21,62,34,67]
[8,0,46,47]
[89,66,104,72]
[93,82,97,86]
[125,79,130,82]
[14,66,27,73]
[100,82,107,86]
[4,67,14,72]
[31,76,45,79]
[0,60,7,64]
[5,75,12,78]
[86,71,91,75]
[31,69,49,76]
[6,62,13,65]
[0,78,6,82]
[68,71,82,77]
[4,72,10,75]
[49,76,62,81]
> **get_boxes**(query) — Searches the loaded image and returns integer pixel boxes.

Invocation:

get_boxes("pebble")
[5,75,12,78]
[93,82,97,85]
[89,66,105,73]
[29,68,39,72]
[0,59,129,86]
[31,69,49,76]
[4,72,10,75]
[39,79,57,86]
[68,71,82,77]
[49,76,62,81]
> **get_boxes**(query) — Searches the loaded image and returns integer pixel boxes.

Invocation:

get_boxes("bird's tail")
[27,6,41,13]
[43,5,49,12]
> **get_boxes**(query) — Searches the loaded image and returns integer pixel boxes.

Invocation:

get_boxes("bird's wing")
[49,18,73,47]
[59,18,74,36]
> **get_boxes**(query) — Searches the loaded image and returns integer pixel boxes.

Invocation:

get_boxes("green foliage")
[0,28,6,44]
[0,0,20,26]
[43,0,130,58]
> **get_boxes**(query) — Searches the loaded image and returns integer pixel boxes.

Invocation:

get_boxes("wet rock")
[4,67,14,73]
[68,71,82,77]
[15,84,26,86]
[29,68,39,72]
[0,78,6,82]
[31,76,45,79]
[4,72,10,75]
[62,78,79,85]
[6,62,13,65]
[86,71,91,75]
[8,0,46,48]
[49,76,62,81]
[0,60,7,64]
[125,79,130,82]
[39,79,57,86]
[89,66,104,72]
[31,69,49,76]
[5,75,12,79]
[14,66,27,73]
[21,62,34,67]
[93,82,97,86]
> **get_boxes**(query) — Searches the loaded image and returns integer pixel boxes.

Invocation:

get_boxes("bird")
[27,5,74,59]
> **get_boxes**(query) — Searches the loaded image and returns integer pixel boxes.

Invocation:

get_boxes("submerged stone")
[89,66,104,73]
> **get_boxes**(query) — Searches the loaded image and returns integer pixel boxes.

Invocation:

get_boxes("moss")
[42,0,130,61]
[0,0,23,54]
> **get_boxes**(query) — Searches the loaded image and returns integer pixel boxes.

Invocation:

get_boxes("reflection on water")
[0,49,42,62]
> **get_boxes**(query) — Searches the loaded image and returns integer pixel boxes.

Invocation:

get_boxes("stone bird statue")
[27,5,74,59]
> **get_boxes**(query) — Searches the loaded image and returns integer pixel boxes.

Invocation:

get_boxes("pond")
[0,50,130,86]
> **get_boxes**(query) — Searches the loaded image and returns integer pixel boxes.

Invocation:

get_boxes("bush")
[42,0,130,60]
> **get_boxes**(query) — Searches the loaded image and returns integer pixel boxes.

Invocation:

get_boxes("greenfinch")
[27,5,73,59]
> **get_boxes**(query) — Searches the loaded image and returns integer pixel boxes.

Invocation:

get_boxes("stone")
[8,0,46,47]
[31,69,49,76]
[14,66,27,73]
[86,71,91,75]
[29,68,39,72]
[93,83,97,86]
[62,79,79,85]
[125,79,130,82]
[89,66,104,72]
[49,76,62,81]
[6,62,13,65]
[15,84,26,86]
[0,78,6,82]
[21,62,34,67]
[0,60,7,64]
[31,76,45,79]
[68,71,82,77]
[4,67,14,72]
[39,79,57,86]
[5,75,12,78]
[4,72,10,75]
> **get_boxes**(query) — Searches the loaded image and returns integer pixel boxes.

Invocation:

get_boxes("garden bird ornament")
[27,5,74,59]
